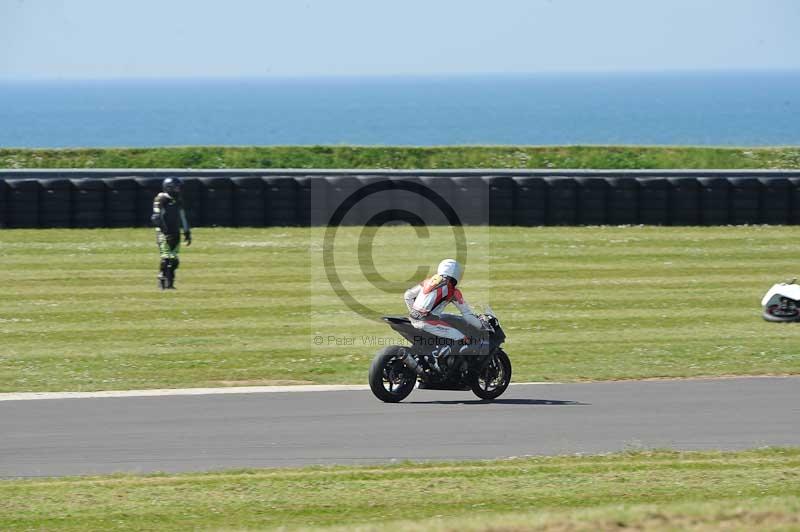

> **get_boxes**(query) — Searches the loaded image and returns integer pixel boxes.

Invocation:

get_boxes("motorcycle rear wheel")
[470,349,512,400]
[369,346,417,403]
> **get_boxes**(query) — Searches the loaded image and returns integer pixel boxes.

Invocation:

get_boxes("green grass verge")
[2,145,800,169]
[1,226,799,392]
[0,448,798,531]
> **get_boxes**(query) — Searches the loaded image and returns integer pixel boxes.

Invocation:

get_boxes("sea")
[1,71,799,148]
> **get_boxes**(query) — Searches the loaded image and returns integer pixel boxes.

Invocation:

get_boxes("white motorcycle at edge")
[761,278,800,322]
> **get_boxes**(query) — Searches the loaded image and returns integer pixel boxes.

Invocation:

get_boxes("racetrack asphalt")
[1,377,798,477]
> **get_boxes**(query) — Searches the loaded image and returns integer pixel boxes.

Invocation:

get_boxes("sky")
[1,0,798,80]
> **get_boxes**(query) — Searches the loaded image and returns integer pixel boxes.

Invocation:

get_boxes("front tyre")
[763,304,800,322]
[470,349,512,400]
[369,346,417,403]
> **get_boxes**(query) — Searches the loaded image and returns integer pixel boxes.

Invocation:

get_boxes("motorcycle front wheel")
[368,346,417,403]
[763,304,800,322]
[470,349,512,400]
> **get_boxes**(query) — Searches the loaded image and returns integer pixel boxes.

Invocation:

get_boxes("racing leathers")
[151,192,191,289]
[404,274,483,342]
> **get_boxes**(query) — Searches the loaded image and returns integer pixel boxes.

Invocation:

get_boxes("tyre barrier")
[668,177,701,226]
[452,176,487,226]
[545,177,577,226]
[294,176,313,227]
[576,177,607,225]
[7,179,39,228]
[72,179,106,228]
[1,172,800,228]
[264,176,299,226]
[357,175,392,226]
[135,177,164,227]
[199,177,234,227]
[40,179,72,228]
[606,178,639,225]
[104,177,138,228]
[486,176,515,226]
[789,178,800,226]
[698,177,730,225]
[0,180,7,228]
[328,175,368,225]
[180,177,203,228]
[760,178,791,225]
[232,177,266,227]
[305,175,330,226]
[639,178,670,226]
[729,177,760,225]
[513,177,546,226]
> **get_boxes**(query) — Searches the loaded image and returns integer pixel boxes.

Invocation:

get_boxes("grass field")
[2,145,800,169]
[1,226,800,392]
[0,448,798,530]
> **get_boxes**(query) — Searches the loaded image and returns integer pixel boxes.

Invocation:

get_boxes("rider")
[151,177,192,290]
[404,259,485,355]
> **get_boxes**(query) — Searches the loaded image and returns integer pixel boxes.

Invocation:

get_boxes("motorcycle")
[761,279,800,322]
[368,306,512,402]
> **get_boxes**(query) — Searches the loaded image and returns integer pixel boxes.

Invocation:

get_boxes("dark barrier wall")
[2,170,800,228]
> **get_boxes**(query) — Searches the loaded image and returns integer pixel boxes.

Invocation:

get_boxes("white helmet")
[437,259,462,283]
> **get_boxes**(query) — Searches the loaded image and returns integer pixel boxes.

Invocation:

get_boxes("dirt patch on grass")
[535,509,800,532]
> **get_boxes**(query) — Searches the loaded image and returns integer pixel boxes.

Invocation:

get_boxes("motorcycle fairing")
[761,282,800,307]
[381,315,486,348]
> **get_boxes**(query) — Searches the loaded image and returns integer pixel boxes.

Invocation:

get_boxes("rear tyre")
[763,304,800,322]
[369,346,417,403]
[470,349,512,400]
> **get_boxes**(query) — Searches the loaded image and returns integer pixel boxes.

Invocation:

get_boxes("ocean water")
[1,71,799,148]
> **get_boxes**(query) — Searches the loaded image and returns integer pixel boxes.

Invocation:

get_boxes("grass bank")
[1,226,799,392]
[0,448,798,531]
[2,145,800,169]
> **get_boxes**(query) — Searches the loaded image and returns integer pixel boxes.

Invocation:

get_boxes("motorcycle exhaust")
[400,353,425,376]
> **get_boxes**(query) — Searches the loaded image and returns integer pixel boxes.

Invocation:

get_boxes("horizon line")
[2,67,799,83]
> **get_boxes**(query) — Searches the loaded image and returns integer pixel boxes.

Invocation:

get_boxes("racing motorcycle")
[368,307,511,402]
[761,279,800,322]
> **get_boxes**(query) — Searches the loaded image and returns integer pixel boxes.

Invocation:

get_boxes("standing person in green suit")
[151,178,192,290]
